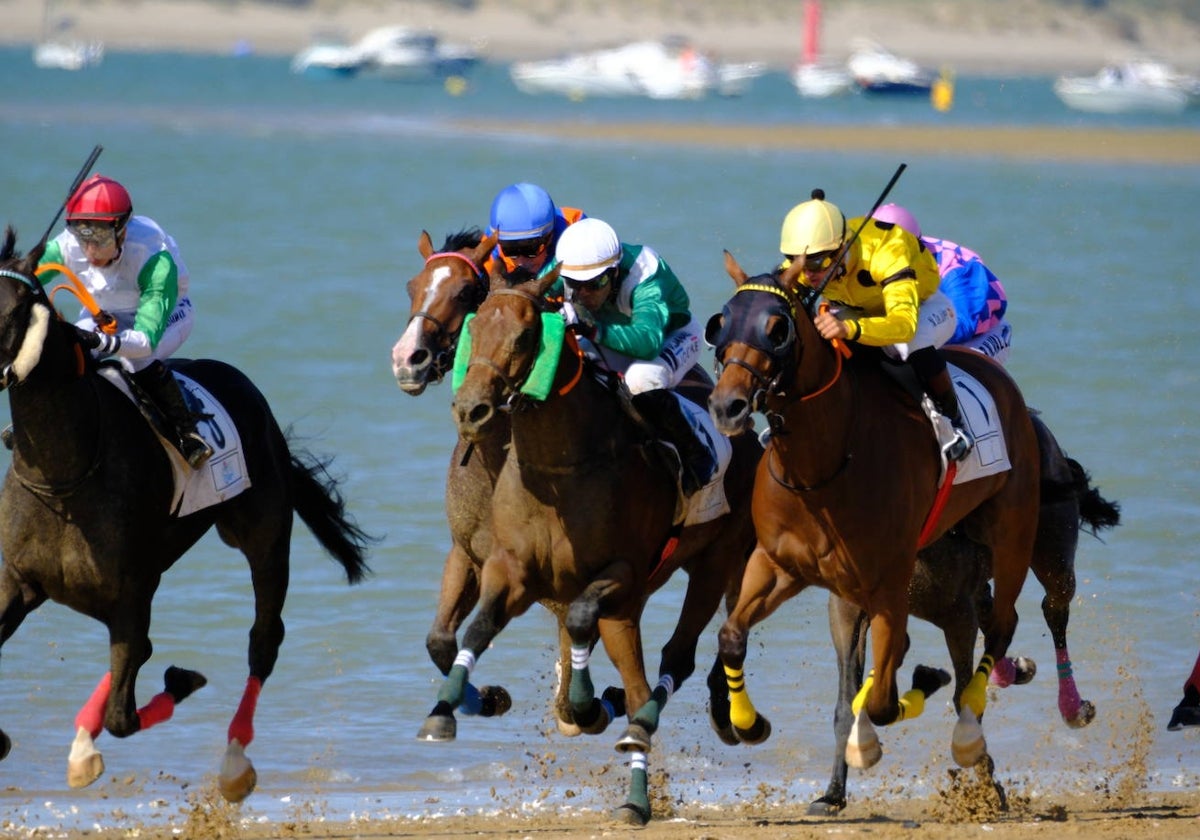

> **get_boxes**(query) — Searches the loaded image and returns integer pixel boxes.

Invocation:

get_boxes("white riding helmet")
[555,217,621,281]
[780,190,846,256]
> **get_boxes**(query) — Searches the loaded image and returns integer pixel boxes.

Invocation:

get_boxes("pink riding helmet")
[872,203,921,239]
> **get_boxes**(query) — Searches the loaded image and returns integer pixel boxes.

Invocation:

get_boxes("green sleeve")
[599,278,671,360]
[134,251,179,348]
[36,240,64,284]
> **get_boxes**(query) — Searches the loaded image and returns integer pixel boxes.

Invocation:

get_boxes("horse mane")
[440,227,485,253]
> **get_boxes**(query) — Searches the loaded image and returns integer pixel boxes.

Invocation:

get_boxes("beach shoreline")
[6,0,1200,75]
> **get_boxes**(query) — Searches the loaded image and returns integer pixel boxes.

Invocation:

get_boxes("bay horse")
[418,265,761,825]
[706,253,1042,772]
[0,229,373,801]
[809,429,1119,815]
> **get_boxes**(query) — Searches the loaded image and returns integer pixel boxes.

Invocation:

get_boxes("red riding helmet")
[66,175,133,227]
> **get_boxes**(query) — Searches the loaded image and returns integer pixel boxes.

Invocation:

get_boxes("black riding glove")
[74,326,121,355]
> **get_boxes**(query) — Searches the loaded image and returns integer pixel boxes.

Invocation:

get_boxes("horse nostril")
[467,403,492,426]
[408,349,429,367]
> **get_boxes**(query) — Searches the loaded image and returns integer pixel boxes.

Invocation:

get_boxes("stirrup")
[943,427,974,463]
[180,433,214,470]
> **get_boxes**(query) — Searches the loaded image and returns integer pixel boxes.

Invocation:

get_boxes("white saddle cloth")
[927,363,1012,486]
[676,394,734,526]
[99,367,251,516]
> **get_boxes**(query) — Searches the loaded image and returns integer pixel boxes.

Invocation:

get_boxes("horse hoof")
[0,730,10,762]
[613,802,650,826]
[218,739,257,802]
[806,796,846,817]
[615,723,652,754]
[67,752,105,789]
[556,716,583,737]
[952,708,987,767]
[913,664,951,696]
[478,685,512,717]
[417,714,457,742]
[1066,699,1096,729]
[1011,656,1036,685]
[163,666,207,703]
[67,726,104,789]
[845,737,882,770]
[710,721,739,746]
[733,714,771,746]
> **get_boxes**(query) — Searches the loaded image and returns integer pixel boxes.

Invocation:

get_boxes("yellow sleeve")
[852,278,920,346]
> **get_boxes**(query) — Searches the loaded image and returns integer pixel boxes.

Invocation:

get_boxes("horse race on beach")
[0,227,374,803]
[705,251,1046,778]
[413,262,764,825]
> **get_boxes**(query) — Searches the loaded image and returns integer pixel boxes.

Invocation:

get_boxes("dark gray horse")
[0,229,373,801]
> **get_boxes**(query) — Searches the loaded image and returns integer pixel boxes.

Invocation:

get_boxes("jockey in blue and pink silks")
[872,203,1011,365]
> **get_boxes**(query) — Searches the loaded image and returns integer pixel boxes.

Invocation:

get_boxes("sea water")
[0,47,1197,831]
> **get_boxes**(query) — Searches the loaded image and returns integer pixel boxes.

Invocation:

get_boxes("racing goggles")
[69,221,119,249]
[799,249,839,273]
[499,235,550,261]
[563,273,611,292]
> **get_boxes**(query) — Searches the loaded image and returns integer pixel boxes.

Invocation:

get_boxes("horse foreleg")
[565,572,635,736]
[613,749,652,826]
[0,573,45,762]
[67,672,110,789]
[219,675,262,802]
[717,546,800,745]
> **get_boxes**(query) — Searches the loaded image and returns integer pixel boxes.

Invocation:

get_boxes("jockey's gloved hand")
[562,301,598,339]
[73,326,120,356]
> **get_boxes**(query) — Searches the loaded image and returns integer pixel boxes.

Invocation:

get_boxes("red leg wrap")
[75,672,112,739]
[136,692,176,731]
[228,676,263,746]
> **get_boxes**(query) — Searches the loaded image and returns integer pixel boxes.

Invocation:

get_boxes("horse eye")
[766,316,795,350]
[455,286,477,305]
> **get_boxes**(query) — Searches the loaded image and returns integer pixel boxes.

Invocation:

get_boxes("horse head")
[706,251,813,435]
[450,262,562,443]
[392,227,498,395]
[0,226,66,390]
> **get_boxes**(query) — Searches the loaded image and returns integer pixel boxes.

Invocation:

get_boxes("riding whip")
[38,144,103,247]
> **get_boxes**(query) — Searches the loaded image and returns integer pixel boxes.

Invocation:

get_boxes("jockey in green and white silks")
[554,218,712,494]
[40,214,194,370]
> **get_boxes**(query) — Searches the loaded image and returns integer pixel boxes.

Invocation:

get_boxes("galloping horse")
[810,433,1119,814]
[0,229,373,801]
[706,253,1042,771]
[419,266,760,825]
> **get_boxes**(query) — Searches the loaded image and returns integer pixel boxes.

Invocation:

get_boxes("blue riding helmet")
[489,183,557,241]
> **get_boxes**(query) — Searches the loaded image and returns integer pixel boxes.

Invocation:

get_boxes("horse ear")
[780,259,806,293]
[473,230,499,265]
[723,250,748,285]
[418,231,434,259]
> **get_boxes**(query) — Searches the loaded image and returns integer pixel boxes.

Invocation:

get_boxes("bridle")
[406,250,488,382]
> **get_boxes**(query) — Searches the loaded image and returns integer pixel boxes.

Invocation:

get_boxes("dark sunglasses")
[69,222,118,248]
[800,250,839,273]
[564,273,611,292]
[500,236,550,260]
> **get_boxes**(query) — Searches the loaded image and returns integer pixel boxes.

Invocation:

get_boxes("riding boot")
[631,388,714,495]
[132,361,214,469]
[909,348,974,462]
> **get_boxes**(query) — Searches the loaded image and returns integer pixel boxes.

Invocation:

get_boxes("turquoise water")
[0,47,1198,830]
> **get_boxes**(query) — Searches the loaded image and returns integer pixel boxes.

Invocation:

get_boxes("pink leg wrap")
[1056,648,1082,720]
[989,657,1017,688]
[137,692,176,731]
[75,672,113,739]
[227,676,262,746]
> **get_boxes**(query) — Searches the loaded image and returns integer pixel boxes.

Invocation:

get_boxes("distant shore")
[6,0,1200,75]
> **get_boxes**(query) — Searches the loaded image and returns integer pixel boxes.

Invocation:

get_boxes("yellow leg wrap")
[851,670,875,716]
[962,655,995,718]
[897,688,925,721]
[724,665,757,731]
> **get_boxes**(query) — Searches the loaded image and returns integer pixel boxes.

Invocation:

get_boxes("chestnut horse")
[0,229,373,801]
[706,254,1041,771]
[418,266,760,825]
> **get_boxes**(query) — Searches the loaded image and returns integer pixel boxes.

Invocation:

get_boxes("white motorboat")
[1053,58,1197,115]
[33,40,103,70]
[790,0,853,98]
[512,39,732,100]
[291,25,479,82]
[355,26,479,82]
[846,39,936,94]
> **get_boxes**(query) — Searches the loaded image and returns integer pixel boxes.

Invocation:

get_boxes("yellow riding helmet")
[779,190,845,256]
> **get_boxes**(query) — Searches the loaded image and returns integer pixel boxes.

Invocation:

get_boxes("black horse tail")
[288,448,375,584]
[1066,457,1122,538]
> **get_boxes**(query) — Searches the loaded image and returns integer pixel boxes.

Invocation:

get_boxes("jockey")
[872,203,1011,364]
[37,174,213,469]
[553,217,713,494]
[779,189,973,462]
[487,182,584,278]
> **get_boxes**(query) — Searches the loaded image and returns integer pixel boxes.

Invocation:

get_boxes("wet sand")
[456,120,1200,166]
